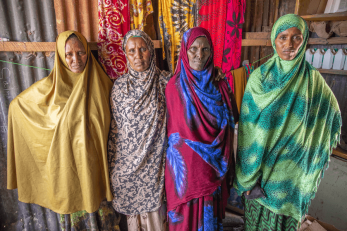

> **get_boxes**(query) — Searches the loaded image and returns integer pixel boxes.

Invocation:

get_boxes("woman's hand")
[214,66,226,81]
[246,190,251,195]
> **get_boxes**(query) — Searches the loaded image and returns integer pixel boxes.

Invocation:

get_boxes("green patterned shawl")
[234,14,342,221]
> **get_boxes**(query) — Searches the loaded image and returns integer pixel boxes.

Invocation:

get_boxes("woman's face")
[125,37,151,72]
[65,37,88,73]
[275,27,303,61]
[187,36,211,71]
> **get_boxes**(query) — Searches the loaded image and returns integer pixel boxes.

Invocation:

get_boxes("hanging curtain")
[221,0,246,92]
[98,0,130,79]
[158,0,198,72]
[130,0,154,30]
[197,0,228,68]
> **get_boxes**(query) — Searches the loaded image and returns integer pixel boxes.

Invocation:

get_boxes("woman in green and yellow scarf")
[235,14,341,230]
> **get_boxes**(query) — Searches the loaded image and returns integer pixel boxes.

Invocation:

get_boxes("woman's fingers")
[246,190,251,195]
[214,66,226,81]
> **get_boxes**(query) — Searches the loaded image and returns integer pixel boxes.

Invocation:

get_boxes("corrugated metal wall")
[0,1,57,230]
[54,0,99,42]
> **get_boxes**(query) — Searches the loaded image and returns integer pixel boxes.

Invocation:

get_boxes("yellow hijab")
[7,31,113,214]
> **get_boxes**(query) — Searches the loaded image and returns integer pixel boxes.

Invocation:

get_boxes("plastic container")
[322,49,336,69]
[343,49,347,70]
[332,49,346,70]
[305,49,315,65]
[312,49,326,69]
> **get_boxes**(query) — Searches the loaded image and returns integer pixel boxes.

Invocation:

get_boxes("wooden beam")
[318,69,347,75]
[294,0,300,15]
[0,42,56,51]
[332,147,347,160]
[308,37,347,45]
[244,32,271,39]
[153,40,161,48]
[301,12,347,21]
[0,40,162,52]
[242,39,271,46]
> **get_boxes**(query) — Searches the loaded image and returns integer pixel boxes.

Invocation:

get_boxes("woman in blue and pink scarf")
[165,27,239,230]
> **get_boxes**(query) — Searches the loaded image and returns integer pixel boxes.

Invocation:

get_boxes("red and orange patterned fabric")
[98,0,130,79]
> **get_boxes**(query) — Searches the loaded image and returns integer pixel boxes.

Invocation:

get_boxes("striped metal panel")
[53,0,99,42]
[0,1,58,229]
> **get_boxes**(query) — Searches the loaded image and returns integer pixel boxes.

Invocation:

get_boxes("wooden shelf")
[317,69,347,75]
[301,12,347,21]
[332,147,347,160]
[308,37,347,44]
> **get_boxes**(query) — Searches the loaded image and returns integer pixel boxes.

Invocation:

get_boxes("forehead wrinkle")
[189,37,210,48]
[65,38,85,51]
[126,38,148,50]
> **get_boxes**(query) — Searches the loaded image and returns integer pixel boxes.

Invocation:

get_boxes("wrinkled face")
[65,37,88,73]
[187,36,211,71]
[125,37,151,72]
[275,27,303,61]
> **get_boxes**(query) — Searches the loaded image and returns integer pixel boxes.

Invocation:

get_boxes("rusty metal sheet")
[54,0,99,42]
[0,51,56,230]
[0,0,57,42]
[0,0,58,229]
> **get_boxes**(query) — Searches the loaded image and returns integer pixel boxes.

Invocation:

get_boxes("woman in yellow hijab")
[7,31,120,230]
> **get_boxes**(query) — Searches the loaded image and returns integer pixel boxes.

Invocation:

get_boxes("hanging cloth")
[230,66,247,114]
[98,0,130,79]
[130,0,154,30]
[7,31,114,214]
[158,0,198,73]
[244,63,254,80]
[221,0,246,92]
[234,14,342,221]
[197,0,228,68]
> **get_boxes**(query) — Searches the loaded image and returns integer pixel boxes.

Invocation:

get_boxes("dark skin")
[125,37,151,72]
[275,27,303,61]
[187,36,225,81]
[187,36,211,71]
[65,37,88,73]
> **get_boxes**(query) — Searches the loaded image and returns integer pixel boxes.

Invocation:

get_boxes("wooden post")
[295,0,300,15]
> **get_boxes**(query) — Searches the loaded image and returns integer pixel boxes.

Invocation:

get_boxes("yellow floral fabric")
[130,0,154,30]
[7,31,113,214]
[159,0,197,72]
